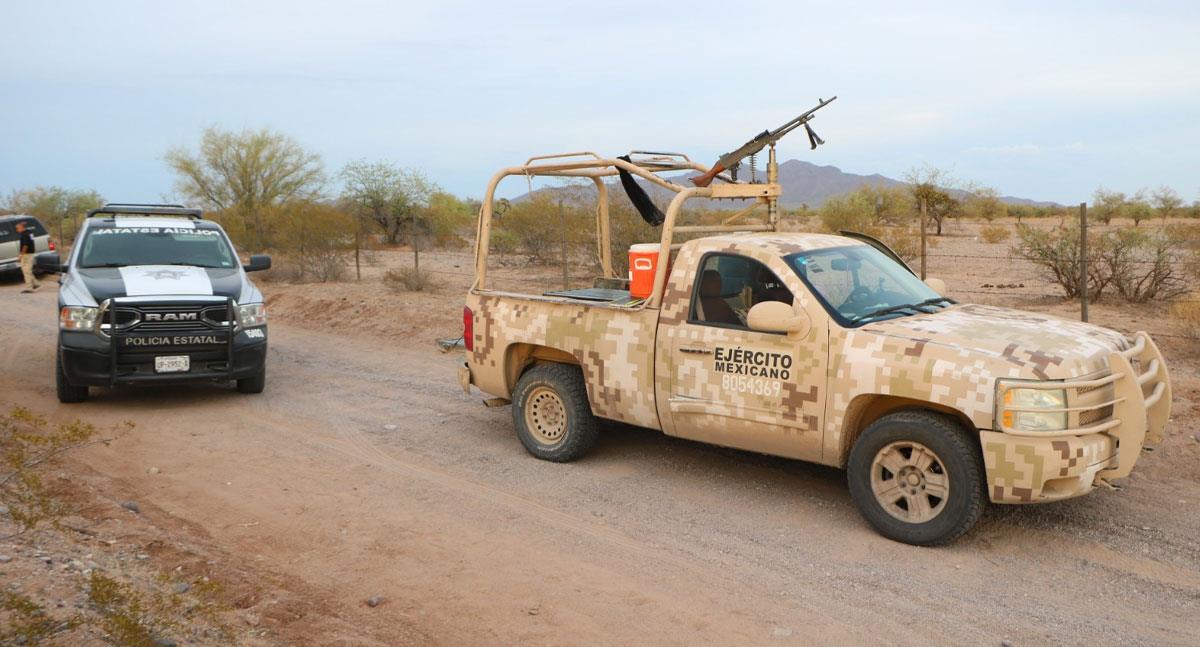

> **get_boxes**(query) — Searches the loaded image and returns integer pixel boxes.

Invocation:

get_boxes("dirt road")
[2,285,1198,645]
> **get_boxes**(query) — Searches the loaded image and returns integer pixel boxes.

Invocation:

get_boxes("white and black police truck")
[36,204,272,402]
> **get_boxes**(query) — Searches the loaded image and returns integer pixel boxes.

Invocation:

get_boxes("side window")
[689,254,794,328]
[22,219,47,236]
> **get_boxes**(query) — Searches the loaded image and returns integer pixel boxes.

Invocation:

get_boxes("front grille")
[115,303,231,333]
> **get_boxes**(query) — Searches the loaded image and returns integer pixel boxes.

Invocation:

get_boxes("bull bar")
[995,331,1171,480]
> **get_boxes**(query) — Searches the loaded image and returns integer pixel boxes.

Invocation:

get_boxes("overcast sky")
[2,0,1198,204]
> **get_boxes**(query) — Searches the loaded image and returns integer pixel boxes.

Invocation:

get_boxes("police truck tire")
[56,351,88,403]
[847,410,985,546]
[512,363,598,462]
[236,366,266,394]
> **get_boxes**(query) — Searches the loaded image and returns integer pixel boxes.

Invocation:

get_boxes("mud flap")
[458,363,471,394]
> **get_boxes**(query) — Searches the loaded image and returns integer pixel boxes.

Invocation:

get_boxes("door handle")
[680,346,712,355]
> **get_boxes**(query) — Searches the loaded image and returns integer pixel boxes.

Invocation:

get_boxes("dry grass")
[384,266,439,292]
[980,224,1011,244]
[1171,296,1200,339]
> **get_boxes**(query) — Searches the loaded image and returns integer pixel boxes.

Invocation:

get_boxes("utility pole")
[1079,202,1089,322]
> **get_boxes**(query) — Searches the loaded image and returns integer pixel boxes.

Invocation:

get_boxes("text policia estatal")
[713,346,792,380]
[124,335,222,346]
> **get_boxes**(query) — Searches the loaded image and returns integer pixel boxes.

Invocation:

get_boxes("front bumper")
[984,331,1171,503]
[59,328,267,386]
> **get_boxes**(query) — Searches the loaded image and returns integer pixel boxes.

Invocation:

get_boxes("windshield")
[786,245,946,326]
[78,226,236,269]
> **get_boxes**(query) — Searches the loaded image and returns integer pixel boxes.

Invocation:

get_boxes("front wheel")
[236,365,266,394]
[847,410,985,546]
[56,350,88,403]
[511,363,598,462]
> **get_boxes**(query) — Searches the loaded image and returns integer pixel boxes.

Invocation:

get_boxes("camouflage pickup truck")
[459,151,1171,545]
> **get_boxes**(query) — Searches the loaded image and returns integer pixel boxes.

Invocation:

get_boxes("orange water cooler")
[628,243,660,299]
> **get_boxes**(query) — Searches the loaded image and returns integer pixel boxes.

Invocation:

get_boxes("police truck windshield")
[78,226,237,269]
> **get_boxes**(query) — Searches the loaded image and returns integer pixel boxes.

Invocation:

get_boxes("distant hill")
[514,159,1060,209]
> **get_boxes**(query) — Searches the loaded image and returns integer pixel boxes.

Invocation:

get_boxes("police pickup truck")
[35,203,272,402]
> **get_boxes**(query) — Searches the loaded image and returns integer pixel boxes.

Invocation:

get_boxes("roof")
[85,216,221,230]
[0,214,39,222]
[690,232,866,256]
[87,203,203,219]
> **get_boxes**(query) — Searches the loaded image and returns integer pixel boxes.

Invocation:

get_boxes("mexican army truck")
[36,203,272,403]
[458,107,1171,545]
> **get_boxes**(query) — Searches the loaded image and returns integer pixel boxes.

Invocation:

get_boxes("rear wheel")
[512,363,598,462]
[236,365,266,394]
[55,350,88,403]
[847,410,985,546]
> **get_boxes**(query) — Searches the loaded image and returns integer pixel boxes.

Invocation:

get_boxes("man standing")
[16,221,41,293]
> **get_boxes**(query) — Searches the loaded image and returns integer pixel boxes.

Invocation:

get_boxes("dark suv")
[36,204,272,402]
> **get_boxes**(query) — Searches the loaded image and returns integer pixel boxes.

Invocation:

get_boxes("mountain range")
[516,159,1059,210]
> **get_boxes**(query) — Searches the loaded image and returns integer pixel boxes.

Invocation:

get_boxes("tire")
[236,365,266,394]
[55,350,88,403]
[847,410,985,546]
[511,363,598,462]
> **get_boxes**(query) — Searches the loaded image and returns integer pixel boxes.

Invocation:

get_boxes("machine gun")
[691,96,837,188]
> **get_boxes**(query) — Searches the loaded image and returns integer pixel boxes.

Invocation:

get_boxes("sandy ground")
[2,221,1200,645]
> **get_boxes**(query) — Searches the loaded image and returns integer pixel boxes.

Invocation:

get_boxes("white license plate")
[154,355,190,373]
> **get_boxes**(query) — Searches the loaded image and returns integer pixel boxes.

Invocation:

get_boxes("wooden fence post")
[920,198,928,280]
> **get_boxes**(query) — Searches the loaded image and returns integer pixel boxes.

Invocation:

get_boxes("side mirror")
[747,301,811,337]
[243,254,272,272]
[34,252,64,274]
[924,277,946,294]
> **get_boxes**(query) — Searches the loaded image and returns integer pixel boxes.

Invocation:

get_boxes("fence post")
[559,197,568,290]
[919,198,928,280]
[413,207,420,276]
[1079,202,1088,322]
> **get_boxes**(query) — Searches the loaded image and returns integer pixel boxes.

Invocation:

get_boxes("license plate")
[154,355,190,373]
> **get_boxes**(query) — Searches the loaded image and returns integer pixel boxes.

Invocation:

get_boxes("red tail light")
[463,306,474,351]
[48,239,57,251]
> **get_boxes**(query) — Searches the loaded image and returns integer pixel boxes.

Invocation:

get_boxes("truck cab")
[460,152,1171,545]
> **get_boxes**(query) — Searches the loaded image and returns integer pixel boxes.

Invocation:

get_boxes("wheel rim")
[870,441,949,524]
[524,386,567,445]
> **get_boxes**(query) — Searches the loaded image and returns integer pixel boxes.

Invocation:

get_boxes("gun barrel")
[769,96,837,140]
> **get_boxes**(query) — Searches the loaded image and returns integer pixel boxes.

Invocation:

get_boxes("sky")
[2,0,1198,205]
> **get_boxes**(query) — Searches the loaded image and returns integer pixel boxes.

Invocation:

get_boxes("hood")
[861,303,1133,380]
[76,265,246,302]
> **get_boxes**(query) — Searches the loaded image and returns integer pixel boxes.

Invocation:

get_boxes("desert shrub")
[1,407,110,537]
[495,193,569,263]
[1091,188,1126,225]
[1099,228,1189,302]
[818,192,875,233]
[489,229,520,256]
[269,201,355,282]
[980,224,1011,244]
[1012,224,1109,298]
[424,192,477,247]
[1013,224,1190,301]
[383,266,438,292]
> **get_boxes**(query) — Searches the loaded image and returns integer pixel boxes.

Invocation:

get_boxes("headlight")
[59,306,98,331]
[236,303,267,328]
[999,383,1067,432]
